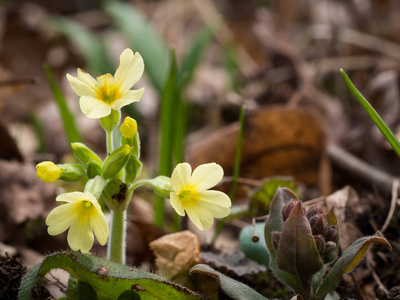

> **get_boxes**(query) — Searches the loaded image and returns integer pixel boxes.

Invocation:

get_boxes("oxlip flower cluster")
[36,48,232,259]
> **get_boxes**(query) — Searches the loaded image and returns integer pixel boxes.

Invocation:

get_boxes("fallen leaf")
[189,107,326,186]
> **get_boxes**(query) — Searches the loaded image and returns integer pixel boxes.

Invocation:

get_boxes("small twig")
[381,180,399,233]
[327,144,400,196]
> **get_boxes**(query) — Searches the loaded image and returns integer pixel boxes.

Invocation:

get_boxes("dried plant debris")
[0,253,51,300]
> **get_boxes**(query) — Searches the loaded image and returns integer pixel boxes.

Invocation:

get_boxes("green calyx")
[102,144,131,180]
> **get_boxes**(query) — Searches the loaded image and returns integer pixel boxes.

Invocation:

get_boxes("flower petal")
[188,163,224,191]
[185,205,214,230]
[171,163,192,192]
[56,192,86,203]
[79,96,112,119]
[68,218,94,253]
[111,88,144,111]
[92,209,109,245]
[46,204,78,235]
[170,193,185,216]
[77,68,98,90]
[113,49,144,94]
[66,74,97,98]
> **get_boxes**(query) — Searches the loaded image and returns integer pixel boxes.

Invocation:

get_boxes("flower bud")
[102,144,131,180]
[306,205,323,219]
[71,143,102,167]
[36,161,60,183]
[124,154,142,183]
[282,199,298,221]
[120,117,137,139]
[314,235,325,253]
[100,109,121,132]
[322,241,337,264]
[325,225,339,243]
[87,160,102,179]
[309,215,327,236]
[58,163,85,182]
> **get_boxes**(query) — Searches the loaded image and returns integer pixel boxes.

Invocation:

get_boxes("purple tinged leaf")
[276,202,323,279]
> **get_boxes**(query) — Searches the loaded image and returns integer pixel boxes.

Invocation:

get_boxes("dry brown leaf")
[188,107,326,186]
[149,231,200,279]
[0,121,23,161]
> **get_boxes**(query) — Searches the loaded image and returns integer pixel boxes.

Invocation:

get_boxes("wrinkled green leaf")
[52,17,114,75]
[239,222,270,268]
[316,232,391,298]
[250,177,298,216]
[105,1,169,93]
[44,65,82,144]
[19,252,202,300]
[276,203,323,282]
[190,264,268,300]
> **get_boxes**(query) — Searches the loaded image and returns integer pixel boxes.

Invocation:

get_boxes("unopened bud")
[282,199,298,221]
[124,154,142,183]
[325,225,339,243]
[306,205,323,219]
[87,160,102,179]
[314,235,325,253]
[58,163,85,182]
[309,215,327,236]
[322,241,337,264]
[120,117,137,139]
[102,144,131,180]
[71,143,102,167]
[36,161,60,183]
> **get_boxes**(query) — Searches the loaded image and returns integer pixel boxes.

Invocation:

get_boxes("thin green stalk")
[230,106,246,199]
[341,69,400,158]
[106,130,114,153]
[213,106,245,242]
[107,209,126,264]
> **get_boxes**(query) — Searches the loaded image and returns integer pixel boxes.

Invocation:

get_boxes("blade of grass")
[213,106,245,242]
[44,64,82,144]
[105,1,169,93]
[51,17,114,75]
[154,50,179,228]
[341,69,400,158]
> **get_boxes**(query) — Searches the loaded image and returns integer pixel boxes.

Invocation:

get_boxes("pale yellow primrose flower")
[36,161,61,183]
[120,116,138,139]
[46,192,109,253]
[170,163,231,230]
[66,49,144,119]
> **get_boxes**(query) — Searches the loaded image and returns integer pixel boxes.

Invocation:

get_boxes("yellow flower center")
[84,200,92,208]
[179,189,195,204]
[96,74,121,105]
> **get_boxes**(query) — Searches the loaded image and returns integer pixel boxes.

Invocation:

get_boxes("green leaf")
[154,50,180,228]
[52,17,114,75]
[276,203,323,282]
[190,264,268,300]
[264,188,301,293]
[105,1,169,93]
[316,232,391,298]
[239,222,270,268]
[44,65,82,144]
[19,252,203,300]
[341,69,400,158]
[249,177,298,217]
